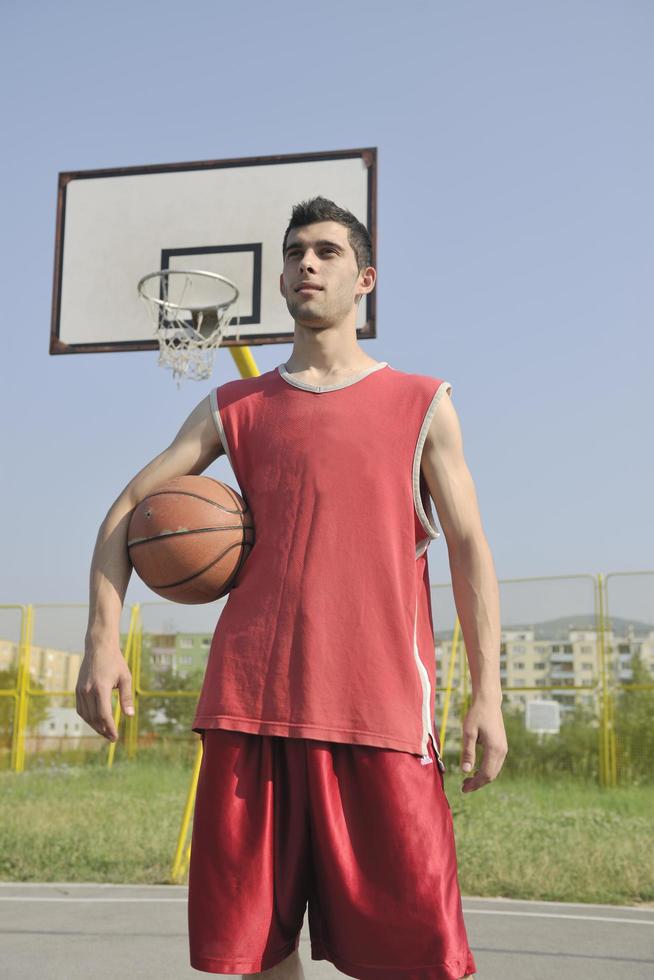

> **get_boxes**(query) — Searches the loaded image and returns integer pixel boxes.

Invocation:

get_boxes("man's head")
[279,196,375,330]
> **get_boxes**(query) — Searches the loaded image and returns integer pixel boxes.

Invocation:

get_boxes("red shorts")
[188,729,477,980]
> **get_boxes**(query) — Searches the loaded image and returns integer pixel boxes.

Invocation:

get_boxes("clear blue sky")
[1,1,652,632]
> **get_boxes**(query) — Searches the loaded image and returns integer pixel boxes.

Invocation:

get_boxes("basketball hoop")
[137,269,241,386]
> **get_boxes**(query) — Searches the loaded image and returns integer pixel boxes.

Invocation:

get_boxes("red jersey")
[191,361,452,767]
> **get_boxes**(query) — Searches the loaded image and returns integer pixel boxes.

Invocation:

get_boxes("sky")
[1,0,652,643]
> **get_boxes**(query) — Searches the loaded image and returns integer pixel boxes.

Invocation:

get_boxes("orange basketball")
[127,475,254,604]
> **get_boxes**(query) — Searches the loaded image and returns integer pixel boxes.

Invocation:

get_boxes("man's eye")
[286,248,336,258]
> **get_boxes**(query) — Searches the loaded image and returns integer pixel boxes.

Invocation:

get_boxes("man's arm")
[76,392,225,742]
[420,385,508,792]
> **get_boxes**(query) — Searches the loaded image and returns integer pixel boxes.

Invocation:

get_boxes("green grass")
[444,771,654,906]
[1,751,652,906]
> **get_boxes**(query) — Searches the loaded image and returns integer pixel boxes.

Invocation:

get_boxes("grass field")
[1,750,652,906]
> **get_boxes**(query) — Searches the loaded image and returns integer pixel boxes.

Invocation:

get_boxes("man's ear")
[279,272,286,297]
[354,267,376,304]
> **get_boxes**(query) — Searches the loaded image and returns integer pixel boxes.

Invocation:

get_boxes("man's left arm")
[421,385,508,793]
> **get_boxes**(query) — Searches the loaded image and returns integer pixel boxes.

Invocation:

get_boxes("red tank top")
[192,361,451,767]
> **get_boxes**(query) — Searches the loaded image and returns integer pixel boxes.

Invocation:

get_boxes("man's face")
[279,220,373,326]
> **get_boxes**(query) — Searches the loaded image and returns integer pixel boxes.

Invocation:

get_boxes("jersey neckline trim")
[277,361,389,392]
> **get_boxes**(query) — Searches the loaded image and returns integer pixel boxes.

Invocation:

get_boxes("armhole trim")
[209,387,235,472]
[412,380,453,541]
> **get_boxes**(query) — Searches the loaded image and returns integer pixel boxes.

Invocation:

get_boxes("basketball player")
[77,196,507,979]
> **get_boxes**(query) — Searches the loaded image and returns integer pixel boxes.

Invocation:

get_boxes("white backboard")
[50,147,377,355]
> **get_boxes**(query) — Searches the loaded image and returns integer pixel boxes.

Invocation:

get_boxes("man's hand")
[76,639,134,742]
[460,694,508,792]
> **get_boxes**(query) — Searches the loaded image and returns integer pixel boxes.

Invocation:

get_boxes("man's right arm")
[76,392,225,742]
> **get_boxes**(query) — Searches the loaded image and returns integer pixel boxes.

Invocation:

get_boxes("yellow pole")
[229,345,260,379]
[461,633,470,716]
[107,604,139,769]
[439,618,461,751]
[129,617,142,761]
[608,688,617,786]
[125,602,141,759]
[10,605,32,773]
[170,343,261,881]
[171,736,204,883]
[602,577,618,786]
[595,572,612,786]
[603,576,618,788]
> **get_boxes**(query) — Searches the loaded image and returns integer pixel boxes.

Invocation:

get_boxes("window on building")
[514,662,525,670]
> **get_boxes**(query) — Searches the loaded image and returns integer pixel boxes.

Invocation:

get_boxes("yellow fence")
[430,571,654,789]
[1,570,652,881]
[1,571,652,785]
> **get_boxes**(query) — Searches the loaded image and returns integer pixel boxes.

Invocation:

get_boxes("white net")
[137,270,242,387]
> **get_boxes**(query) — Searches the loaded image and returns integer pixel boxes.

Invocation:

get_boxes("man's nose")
[299,253,317,273]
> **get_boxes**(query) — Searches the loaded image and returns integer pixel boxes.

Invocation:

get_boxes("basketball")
[127,475,254,604]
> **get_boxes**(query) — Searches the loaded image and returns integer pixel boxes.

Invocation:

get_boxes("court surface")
[1,883,652,979]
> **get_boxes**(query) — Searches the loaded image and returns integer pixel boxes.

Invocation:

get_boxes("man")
[77,196,507,979]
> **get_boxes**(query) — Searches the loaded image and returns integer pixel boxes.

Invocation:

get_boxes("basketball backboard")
[50,147,377,356]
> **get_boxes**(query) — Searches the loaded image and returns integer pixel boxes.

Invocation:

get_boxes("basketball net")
[137,270,242,387]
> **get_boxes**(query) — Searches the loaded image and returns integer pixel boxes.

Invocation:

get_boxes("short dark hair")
[282,196,372,273]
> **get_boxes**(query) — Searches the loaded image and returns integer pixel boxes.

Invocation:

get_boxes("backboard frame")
[50,146,377,355]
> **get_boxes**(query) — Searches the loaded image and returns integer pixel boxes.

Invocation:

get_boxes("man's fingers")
[461,742,508,792]
[117,671,135,717]
[461,772,489,793]
[75,649,130,742]
[478,745,505,780]
[93,687,117,741]
[460,726,478,773]
[461,763,495,792]
[76,685,117,742]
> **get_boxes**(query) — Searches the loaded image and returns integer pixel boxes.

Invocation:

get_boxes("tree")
[614,652,654,785]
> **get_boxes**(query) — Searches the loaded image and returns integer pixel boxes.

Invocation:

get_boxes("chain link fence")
[2,570,652,786]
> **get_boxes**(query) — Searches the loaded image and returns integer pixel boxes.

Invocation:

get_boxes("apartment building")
[2,614,652,722]
[434,620,654,716]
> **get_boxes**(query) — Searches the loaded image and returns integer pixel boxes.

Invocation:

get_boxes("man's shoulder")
[216,367,278,396]
[385,365,450,396]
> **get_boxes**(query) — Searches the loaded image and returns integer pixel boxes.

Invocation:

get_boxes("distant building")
[34,705,96,738]
[2,610,652,725]
[120,631,211,678]
[434,620,654,717]
[0,639,82,693]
